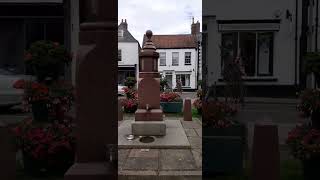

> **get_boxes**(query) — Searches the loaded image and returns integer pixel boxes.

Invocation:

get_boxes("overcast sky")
[119,0,202,44]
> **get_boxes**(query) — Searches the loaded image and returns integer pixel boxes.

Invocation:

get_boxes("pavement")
[118,116,202,179]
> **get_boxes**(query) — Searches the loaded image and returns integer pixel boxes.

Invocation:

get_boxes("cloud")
[119,0,202,44]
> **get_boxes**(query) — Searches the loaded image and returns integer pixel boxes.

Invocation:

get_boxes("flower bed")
[202,100,245,175]
[12,118,75,176]
[160,92,183,113]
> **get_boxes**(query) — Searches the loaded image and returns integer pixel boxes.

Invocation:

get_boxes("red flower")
[31,82,41,90]
[12,126,22,136]
[24,52,32,61]
[13,79,25,89]
[53,42,60,48]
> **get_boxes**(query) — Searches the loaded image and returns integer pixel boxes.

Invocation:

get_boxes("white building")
[118,19,140,85]
[202,0,320,97]
[143,20,201,91]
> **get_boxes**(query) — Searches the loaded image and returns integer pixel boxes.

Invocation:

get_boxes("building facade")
[118,19,140,85]
[143,20,201,91]
[202,0,319,97]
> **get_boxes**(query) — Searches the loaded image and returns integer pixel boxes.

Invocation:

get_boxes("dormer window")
[118,30,124,37]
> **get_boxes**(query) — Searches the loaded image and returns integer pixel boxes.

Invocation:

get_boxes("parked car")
[0,68,32,109]
[118,85,126,96]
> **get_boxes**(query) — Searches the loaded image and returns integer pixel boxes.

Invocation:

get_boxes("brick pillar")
[183,98,192,121]
[64,0,117,179]
[0,123,16,180]
[251,121,280,180]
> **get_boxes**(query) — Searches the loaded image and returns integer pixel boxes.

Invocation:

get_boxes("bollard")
[0,122,16,180]
[183,98,192,121]
[251,120,280,180]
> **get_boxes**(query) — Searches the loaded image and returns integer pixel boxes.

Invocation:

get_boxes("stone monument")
[132,30,166,136]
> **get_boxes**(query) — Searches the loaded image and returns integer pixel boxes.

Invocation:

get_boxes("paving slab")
[160,149,197,170]
[123,157,159,170]
[191,149,202,169]
[194,128,202,137]
[118,120,190,149]
[185,128,198,137]
[187,136,202,149]
[181,121,201,129]
[118,149,130,170]
[128,149,159,158]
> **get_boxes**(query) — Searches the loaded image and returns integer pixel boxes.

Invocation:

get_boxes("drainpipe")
[300,0,310,89]
[316,0,319,51]
[295,0,299,87]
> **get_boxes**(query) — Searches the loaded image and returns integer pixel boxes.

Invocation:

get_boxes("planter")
[203,124,246,175]
[302,156,320,180]
[47,149,75,175]
[34,63,62,83]
[124,106,137,113]
[160,101,183,113]
[32,100,49,122]
[23,152,48,177]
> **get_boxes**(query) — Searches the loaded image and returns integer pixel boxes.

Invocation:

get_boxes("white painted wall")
[118,42,139,67]
[203,0,302,86]
[118,42,139,82]
[157,48,198,89]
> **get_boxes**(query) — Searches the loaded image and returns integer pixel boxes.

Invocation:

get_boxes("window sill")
[184,64,191,66]
[218,77,278,82]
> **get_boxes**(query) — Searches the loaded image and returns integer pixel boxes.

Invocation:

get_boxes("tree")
[124,77,137,89]
[160,78,168,92]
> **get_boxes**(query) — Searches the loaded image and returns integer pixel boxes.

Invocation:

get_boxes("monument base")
[64,162,116,180]
[135,109,163,121]
[132,121,166,136]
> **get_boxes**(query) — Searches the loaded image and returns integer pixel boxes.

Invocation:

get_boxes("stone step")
[118,170,202,180]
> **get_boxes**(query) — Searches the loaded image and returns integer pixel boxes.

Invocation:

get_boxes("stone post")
[64,0,117,179]
[0,122,16,180]
[183,98,192,121]
[251,121,280,180]
[132,30,166,136]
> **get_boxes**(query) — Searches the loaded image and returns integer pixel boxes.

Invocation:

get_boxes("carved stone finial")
[146,30,153,41]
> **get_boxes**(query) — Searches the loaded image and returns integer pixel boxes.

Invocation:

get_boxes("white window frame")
[176,73,191,87]
[159,52,166,66]
[172,52,179,66]
[221,31,274,77]
[118,49,122,61]
[184,52,191,65]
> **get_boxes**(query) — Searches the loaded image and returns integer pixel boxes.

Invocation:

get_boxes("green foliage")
[220,44,245,103]
[24,40,72,67]
[197,80,202,87]
[304,52,320,76]
[160,78,168,92]
[124,77,137,88]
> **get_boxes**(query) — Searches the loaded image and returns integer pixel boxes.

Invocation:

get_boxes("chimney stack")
[191,18,200,35]
[119,18,128,30]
